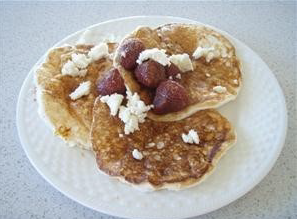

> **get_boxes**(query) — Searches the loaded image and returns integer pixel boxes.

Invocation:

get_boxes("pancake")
[35,43,117,150]
[114,23,242,121]
[91,98,236,191]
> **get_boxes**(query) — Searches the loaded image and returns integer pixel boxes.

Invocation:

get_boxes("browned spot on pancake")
[55,126,71,138]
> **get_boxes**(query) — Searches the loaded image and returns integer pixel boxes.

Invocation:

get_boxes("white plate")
[16,16,287,219]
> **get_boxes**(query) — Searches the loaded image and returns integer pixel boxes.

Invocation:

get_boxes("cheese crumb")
[213,85,227,93]
[100,93,124,116]
[119,89,153,135]
[61,60,80,76]
[233,79,238,84]
[132,149,143,160]
[147,142,156,148]
[77,69,88,77]
[193,35,229,62]
[71,53,91,69]
[206,73,211,77]
[136,48,170,66]
[88,43,109,61]
[193,47,215,60]
[69,81,91,100]
[173,154,182,160]
[169,54,193,72]
[119,133,124,138]
[176,73,181,79]
[169,76,173,80]
[182,129,200,144]
[157,142,165,149]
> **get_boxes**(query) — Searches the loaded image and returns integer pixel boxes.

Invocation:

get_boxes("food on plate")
[35,43,117,149]
[113,23,242,121]
[91,97,236,191]
[35,22,242,191]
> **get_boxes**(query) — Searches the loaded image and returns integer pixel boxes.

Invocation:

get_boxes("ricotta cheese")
[88,42,109,61]
[156,142,165,149]
[61,60,80,76]
[192,46,215,61]
[182,129,200,144]
[118,89,153,135]
[136,48,170,66]
[132,149,143,160]
[62,42,109,77]
[62,58,88,77]
[147,142,156,148]
[100,93,124,116]
[176,73,181,79]
[71,53,91,69]
[69,81,91,100]
[169,54,193,72]
[213,85,227,93]
[193,34,230,62]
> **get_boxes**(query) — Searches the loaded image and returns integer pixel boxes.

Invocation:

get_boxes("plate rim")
[16,15,288,219]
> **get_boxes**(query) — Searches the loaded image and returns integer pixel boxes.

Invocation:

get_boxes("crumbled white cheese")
[156,142,165,149]
[169,54,193,72]
[61,60,80,76]
[71,53,91,69]
[147,142,156,148]
[78,69,88,77]
[118,89,153,135]
[136,48,170,66]
[193,34,230,62]
[69,81,91,100]
[206,73,211,77]
[176,73,181,79]
[132,149,143,160]
[119,133,124,138]
[173,154,182,160]
[192,47,215,60]
[169,76,173,80]
[182,129,200,144]
[61,42,110,77]
[233,79,238,84]
[88,43,109,61]
[213,85,227,93]
[100,93,124,116]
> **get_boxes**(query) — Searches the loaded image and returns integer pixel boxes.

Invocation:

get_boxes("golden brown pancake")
[35,44,117,149]
[114,23,242,122]
[91,98,236,191]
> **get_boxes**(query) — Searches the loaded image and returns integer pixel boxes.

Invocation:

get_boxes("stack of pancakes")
[35,24,241,191]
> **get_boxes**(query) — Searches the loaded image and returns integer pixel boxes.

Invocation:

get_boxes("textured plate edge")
[15,15,288,219]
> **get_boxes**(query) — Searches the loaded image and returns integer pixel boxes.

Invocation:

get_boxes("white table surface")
[1,1,296,219]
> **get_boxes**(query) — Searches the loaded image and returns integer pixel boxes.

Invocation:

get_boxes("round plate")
[16,16,287,219]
